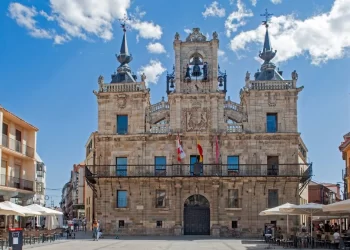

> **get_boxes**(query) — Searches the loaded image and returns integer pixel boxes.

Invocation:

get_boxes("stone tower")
[167,28,227,140]
[93,23,150,163]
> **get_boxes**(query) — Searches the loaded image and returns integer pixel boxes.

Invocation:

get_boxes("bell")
[170,78,174,88]
[218,76,223,87]
[191,65,202,77]
[185,65,191,79]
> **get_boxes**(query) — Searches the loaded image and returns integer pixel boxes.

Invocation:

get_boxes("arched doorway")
[183,194,210,235]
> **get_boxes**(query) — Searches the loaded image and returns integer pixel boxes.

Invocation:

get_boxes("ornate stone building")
[85,21,312,236]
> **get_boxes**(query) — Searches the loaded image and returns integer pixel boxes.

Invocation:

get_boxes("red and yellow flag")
[197,138,203,163]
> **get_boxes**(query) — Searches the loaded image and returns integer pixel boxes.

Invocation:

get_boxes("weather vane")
[260,9,273,27]
[119,14,131,32]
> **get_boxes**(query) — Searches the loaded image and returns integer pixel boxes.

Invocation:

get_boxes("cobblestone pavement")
[22,238,272,250]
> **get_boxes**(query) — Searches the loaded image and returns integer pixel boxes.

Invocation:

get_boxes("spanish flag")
[197,138,203,163]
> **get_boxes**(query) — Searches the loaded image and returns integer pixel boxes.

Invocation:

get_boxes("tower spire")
[111,14,136,83]
[259,9,276,63]
[254,9,284,81]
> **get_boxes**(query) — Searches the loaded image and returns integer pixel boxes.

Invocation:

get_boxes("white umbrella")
[0,202,25,216]
[323,199,350,213]
[25,204,63,215]
[259,203,297,234]
[280,203,325,237]
[0,202,41,216]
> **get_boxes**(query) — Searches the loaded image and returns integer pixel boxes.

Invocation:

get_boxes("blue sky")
[0,0,349,205]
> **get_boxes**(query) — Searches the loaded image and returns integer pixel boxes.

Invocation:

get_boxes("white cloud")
[271,0,282,4]
[8,0,163,44]
[250,0,282,5]
[250,0,257,6]
[202,1,226,18]
[8,3,51,39]
[225,0,253,37]
[229,0,350,65]
[218,49,225,57]
[146,42,166,54]
[130,19,162,40]
[138,60,166,86]
[184,28,192,34]
[218,49,228,62]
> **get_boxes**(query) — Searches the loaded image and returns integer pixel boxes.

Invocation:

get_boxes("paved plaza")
[22,237,274,250]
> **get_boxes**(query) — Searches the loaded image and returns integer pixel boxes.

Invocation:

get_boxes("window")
[15,129,22,153]
[36,182,43,194]
[2,123,8,135]
[117,190,127,208]
[118,220,125,228]
[228,189,240,208]
[2,123,8,147]
[156,221,163,228]
[86,140,93,156]
[190,155,203,176]
[116,157,127,176]
[155,157,166,176]
[228,156,239,175]
[267,156,279,176]
[268,189,279,208]
[36,163,44,178]
[156,190,166,208]
[117,115,128,134]
[266,113,278,133]
[232,221,238,229]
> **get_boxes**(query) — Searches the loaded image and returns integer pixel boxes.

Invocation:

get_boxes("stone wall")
[94,177,300,236]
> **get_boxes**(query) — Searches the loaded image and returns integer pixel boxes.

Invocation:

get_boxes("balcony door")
[267,156,279,176]
[0,160,6,186]
[13,164,20,188]
[15,130,21,153]
[2,123,8,147]
[190,155,202,176]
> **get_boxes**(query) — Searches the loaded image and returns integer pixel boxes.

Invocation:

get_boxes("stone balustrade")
[100,82,146,92]
[150,124,169,134]
[149,101,170,113]
[224,100,242,112]
[249,80,294,90]
[227,124,243,133]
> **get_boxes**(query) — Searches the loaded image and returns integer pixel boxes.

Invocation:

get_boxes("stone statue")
[141,73,147,82]
[213,31,218,40]
[245,71,250,81]
[291,70,298,80]
[98,75,104,85]
[175,32,180,40]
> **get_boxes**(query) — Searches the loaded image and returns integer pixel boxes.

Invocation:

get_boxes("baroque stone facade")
[86,27,311,236]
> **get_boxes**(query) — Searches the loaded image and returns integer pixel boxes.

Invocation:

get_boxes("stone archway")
[183,194,210,235]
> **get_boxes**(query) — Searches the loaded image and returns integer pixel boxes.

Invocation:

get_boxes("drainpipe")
[92,133,96,222]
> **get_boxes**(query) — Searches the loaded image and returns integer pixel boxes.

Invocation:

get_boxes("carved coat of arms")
[186,109,208,131]
[117,95,127,109]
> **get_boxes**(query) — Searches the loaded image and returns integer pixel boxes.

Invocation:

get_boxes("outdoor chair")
[315,234,326,248]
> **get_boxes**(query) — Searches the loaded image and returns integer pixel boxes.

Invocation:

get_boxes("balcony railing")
[227,124,243,133]
[1,134,35,158]
[86,163,312,179]
[0,174,34,191]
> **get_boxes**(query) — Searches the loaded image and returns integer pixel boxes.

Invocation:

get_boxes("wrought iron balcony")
[86,163,312,179]
[0,174,34,191]
[1,134,35,158]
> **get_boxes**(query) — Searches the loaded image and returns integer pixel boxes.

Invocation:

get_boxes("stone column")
[175,98,181,131]
[211,184,221,237]
[210,96,218,131]
[174,183,182,236]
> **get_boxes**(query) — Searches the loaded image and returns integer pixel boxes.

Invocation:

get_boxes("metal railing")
[1,134,35,158]
[0,174,34,191]
[86,163,312,179]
